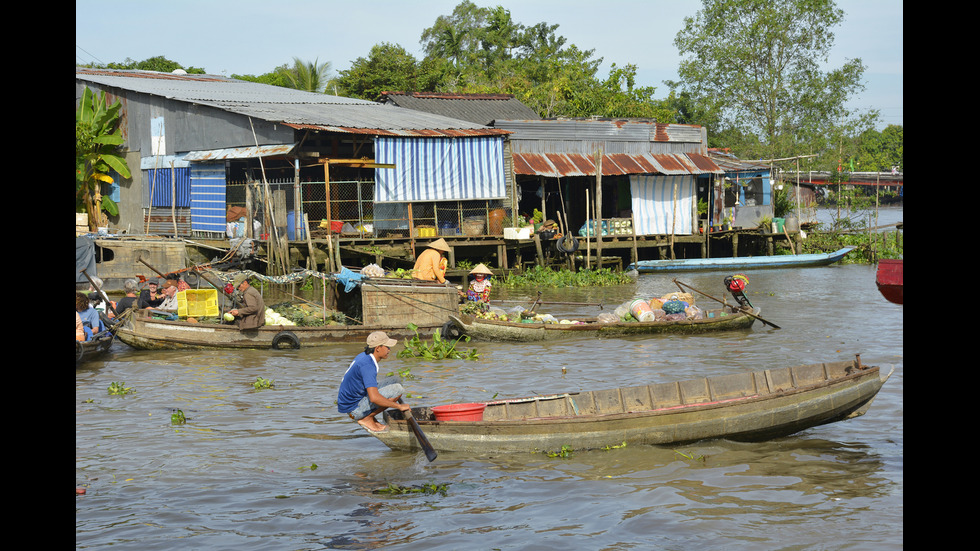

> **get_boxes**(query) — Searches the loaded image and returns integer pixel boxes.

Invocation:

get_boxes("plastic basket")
[176,289,219,318]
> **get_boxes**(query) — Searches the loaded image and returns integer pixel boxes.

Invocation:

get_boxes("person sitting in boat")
[336,331,412,433]
[466,264,493,305]
[412,238,451,283]
[165,272,190,292]
[227,273,265,330]
[157,281,180,312]
[76,291,103,340]
[76,311,85,342]
[114,279,139,315]
[138,278,165,309]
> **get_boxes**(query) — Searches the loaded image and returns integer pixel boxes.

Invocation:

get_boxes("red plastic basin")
[431,403,486,421]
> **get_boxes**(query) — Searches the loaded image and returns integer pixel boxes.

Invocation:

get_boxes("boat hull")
[373,359,891,454]
[627,247,855,272]
[876,259,903,305]
[76,332,114,365]
[116,311,446,350]
[449,307,758,342]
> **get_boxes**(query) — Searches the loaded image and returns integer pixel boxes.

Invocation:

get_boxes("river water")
[77,210,902,550]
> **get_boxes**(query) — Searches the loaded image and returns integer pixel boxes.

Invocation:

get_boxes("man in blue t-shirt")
[337,331,411,432]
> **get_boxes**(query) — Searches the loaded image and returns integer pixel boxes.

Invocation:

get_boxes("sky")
[75,0,902,129]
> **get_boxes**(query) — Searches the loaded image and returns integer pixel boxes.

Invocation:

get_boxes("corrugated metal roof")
[513,152,723,177]
[75,68,508,137]
[707,149,771,173]
[379,92,540,126]
[495,119,705,143]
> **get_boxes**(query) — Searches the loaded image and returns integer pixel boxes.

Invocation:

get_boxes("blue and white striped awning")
[630,174,696,235]
[374,136,506,203]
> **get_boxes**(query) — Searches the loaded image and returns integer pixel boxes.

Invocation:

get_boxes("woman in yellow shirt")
[412,238,452,283]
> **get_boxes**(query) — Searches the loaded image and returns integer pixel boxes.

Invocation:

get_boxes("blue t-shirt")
[77,306,103,334]
[336,352,379,413]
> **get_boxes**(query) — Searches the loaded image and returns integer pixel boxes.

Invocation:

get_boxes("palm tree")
[280,57,332,93]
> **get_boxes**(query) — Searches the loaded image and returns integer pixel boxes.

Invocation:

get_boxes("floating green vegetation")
[396,323,480,361]
[299,463,318,472]
[373,482,449,496]
[253,377,275,390]
[107,381,132,395]
[674,449,706,462]
[602,441,628,451]
[500,266,632,288]
[545,445,574,458]
[170,409,186,425]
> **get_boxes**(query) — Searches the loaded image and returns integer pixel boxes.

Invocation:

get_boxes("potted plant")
[758,215,773,232]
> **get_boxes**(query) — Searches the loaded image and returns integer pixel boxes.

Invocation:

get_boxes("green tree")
[673,0,876,161]
[278,57,332,93]
[103,55,206,74]
[853,125,903,172]
[232,65,294,88]
[335,43,425,100]
[76,86,131,231]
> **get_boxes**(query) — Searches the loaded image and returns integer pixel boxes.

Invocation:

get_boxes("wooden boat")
[876,259,903,305]
[76,332,114,365]
[115,278,459,350]
[447,306,759,342]
[372,357,893,454]
[627,246,856,273]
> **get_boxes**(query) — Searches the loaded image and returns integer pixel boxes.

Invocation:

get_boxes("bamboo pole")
[585,188,591,269]
[594,149,603,267]
[145,155,161,235]
[170,161,177,236]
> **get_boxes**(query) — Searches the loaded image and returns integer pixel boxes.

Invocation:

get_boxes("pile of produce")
[389,268,415,279]
[464,301,585,325]
[265,301,346,327]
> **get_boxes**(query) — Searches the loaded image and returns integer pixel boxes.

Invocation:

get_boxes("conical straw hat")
[427,238,451,252]
[469,263,493,275]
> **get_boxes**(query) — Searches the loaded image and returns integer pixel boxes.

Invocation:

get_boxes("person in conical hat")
[467,263,493,304]
[412,238,452,283]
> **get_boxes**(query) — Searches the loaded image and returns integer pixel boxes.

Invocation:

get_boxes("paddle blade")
[408,417,438,462]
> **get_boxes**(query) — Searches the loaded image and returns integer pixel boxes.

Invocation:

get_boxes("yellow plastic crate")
[176,289,219,318]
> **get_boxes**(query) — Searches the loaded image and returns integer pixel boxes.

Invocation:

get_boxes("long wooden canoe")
[447,306,759,342]
[372,357,892,454]
[116,278,459,350]
[75,332,114,365]
[627,246,856,273]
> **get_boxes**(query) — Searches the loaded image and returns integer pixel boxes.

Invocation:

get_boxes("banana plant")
[76,86,131,231]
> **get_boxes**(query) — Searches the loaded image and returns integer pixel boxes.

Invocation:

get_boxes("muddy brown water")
[77,246,902,549]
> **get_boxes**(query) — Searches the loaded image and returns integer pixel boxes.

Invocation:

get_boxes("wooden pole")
[294,158,302,244]
[585,188,591,269]
[407,203,417,259]
[303,213,317,272]
[323,159,332,230]
[630,213,639,268]
[594,149,603,267]
[145,155,160,235]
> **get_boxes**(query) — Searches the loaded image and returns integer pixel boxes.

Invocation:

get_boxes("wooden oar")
[672,278,781,329]
[398,398,437,462]
[79,268,119,318]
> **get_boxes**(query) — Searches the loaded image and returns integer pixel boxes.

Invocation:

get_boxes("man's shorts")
[348,376,404,420]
